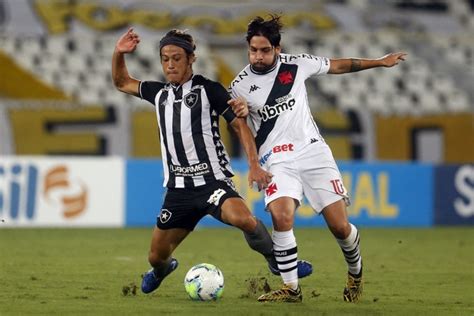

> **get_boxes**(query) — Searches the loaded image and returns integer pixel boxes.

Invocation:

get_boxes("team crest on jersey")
[278,71,294,84]
[184,92,198,108]
[265,183,278,196]
[159,209,172,223]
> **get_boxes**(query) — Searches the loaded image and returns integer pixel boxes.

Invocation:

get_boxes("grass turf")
[0,227,473,315]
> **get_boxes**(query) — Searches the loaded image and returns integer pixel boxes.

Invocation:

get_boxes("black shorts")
[156,179,242,230]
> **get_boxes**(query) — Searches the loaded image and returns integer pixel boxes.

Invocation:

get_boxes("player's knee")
[272,212,293,230]
[233,214,257,233]
[331,222,351,239]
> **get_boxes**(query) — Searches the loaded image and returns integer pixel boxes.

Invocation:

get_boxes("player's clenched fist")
[228,97,249,118]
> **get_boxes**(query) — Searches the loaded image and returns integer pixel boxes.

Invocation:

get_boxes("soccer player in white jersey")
[229,15,406,302]
[112,28,314,296]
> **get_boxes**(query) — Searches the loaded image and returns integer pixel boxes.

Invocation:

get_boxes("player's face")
[160,45,195,85]
[248,36,281,72]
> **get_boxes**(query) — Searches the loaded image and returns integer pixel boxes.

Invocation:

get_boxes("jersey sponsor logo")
[169,162,210,177]
[249,84,260,93]
[159,209,172,223]
[184,92,198,108]
[277,71,294,84]
[207,188,226,206]
[257,97,296,122]
[259,143,294,165]
[330,179,346,195]
[265,182,278,196]
[279,53,319,63]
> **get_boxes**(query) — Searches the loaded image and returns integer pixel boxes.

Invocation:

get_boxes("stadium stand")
[0,0,472,159]
[2,29,471,115]
[2,2,473,113]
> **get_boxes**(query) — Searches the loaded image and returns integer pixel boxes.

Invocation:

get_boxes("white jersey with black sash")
[139,74,236,189]
[229,53,330,167]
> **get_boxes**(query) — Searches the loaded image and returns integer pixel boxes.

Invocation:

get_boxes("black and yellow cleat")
[343,269,363,303]
[257,284,302,303]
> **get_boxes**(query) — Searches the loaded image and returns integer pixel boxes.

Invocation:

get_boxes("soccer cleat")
[268,260,313,279]
[141,258,179,294]
[257,284,302,302]
[343,268,363,303]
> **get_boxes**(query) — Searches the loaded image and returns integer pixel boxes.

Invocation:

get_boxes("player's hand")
[115,28,141,54]
[248,165,273,191]
[379,52,407,67]
[228,97,249,118]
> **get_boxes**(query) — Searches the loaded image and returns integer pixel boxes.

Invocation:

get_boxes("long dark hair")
[246,14,283,47]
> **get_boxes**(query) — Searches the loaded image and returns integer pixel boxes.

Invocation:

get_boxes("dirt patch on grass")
[122,282,138,296]
[240,277,271,298]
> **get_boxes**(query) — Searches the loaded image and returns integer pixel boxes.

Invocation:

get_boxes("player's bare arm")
[112,28,141,96]
[229,117,272,190]
[228,96,249,118]
[328,52,407,74]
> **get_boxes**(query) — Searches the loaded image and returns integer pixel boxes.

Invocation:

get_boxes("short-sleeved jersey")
[229,53,330,167]
[139,74,236,189]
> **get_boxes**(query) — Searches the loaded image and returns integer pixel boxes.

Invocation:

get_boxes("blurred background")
[0,0,472,228]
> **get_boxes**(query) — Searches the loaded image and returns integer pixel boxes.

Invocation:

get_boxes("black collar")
[250,58,279,75]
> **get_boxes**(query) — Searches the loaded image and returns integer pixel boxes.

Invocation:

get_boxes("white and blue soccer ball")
[184,263,224,301]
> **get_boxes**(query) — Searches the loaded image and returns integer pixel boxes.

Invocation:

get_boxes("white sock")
[336,223,362,276]
[272,229,298,289]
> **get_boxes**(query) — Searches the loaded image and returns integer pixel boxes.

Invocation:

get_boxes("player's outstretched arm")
[112,28,141,96]
[328,52,407,74]
[230,118,273,191]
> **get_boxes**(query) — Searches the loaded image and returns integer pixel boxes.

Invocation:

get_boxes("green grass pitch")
[1,227,473,315]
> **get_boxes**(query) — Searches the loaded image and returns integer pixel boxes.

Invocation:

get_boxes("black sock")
[243,218,277,268]
[152,257,172,278]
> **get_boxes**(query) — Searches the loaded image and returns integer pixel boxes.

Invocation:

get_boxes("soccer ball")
[184,263,224,301]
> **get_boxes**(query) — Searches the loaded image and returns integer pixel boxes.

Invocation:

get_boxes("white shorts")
[263,142,349,214]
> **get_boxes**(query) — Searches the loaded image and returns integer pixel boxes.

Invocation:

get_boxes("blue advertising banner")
[434,164,474,225]
[126,160,434,227]
[126,160,166,227]
[338,162,433,227]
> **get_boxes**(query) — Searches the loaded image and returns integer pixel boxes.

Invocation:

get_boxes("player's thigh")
[220,197,256,231]
[149,226,190,258]
[207,179,256,231]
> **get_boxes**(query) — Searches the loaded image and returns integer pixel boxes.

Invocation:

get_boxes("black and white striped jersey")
[139,74,236,189]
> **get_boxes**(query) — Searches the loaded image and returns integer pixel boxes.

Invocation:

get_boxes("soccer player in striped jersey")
[229,15,406,302]
[112,28,310,295]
